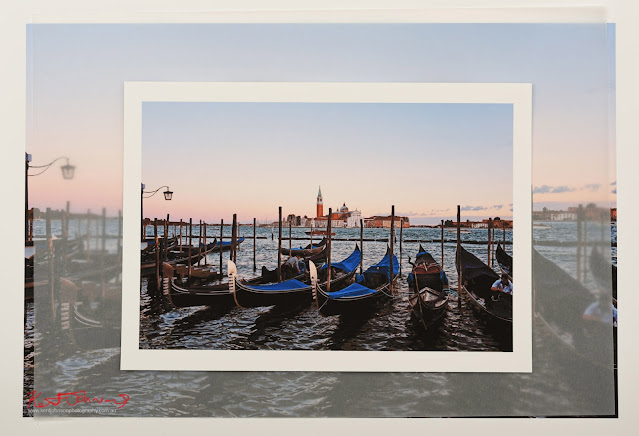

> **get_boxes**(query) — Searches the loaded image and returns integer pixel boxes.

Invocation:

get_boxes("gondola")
[408,244,446,292]
[534,249,615,369]
[456,245,512,327]
[589,247,617,301]
[407,245,449,328]
[166,239,217,261]
[279,238,327,257]
[495,244,513,279]
[141,243,216,277]
[163,263,279,308]
[210,237,246,252]
[313,247,398,316]
[230,245,361,308]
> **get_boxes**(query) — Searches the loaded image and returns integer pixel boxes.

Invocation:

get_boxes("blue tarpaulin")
[243,278,307,292]
[220,237,245,247]
[365,252,399,280]
[327,283,378,299]
[319,247,361,273]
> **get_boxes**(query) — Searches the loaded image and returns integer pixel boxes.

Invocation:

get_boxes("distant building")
[365,215,410,228]
[314,203,364,228]
[611,208,617,222]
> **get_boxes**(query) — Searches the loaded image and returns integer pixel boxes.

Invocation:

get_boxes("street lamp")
[141,184,173,240]
[25,153,75,241]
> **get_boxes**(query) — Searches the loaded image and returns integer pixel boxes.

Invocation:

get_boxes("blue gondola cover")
[319,247,361,273]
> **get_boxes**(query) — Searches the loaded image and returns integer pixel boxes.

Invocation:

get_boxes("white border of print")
[121,81,532,372]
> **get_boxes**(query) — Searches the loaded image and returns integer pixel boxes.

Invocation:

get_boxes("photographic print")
[120,81,532,372]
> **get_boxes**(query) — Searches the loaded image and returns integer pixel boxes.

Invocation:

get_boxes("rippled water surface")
[140,226,512,352]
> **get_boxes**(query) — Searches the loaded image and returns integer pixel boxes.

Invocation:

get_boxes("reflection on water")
[28,219,616,417]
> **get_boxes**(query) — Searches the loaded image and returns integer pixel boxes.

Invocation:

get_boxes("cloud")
[461,205,485,211]
[582,184,601,192]
[612,188,617,194]
[611,181,617,186]
[533,185,576,194]
[491,204,504,210]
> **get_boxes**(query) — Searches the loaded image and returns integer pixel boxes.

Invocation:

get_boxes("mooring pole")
[503,223,506,245]
[154,218,160,292]
[197,220,202,266]
[289,220,292,254]
[441,219,445,266]
[46,208,56,324]
[327,208,333,292]
[399,219,403,274]
[577,205,583,283]
[390,206,395,295]
[278,207,282,281]
[487,218,493,266]
[165,214,170,262]
[86,209,92,261]
[188,218,192,283]
[203,221,207,265]
[231,214,238,263]
[360,218,364,274]
[219,219,223,274]
[457,205,462,311]
[179,219,183,252]
[253,218,257,271]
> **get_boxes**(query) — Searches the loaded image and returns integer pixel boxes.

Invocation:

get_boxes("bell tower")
[316,186,323,218]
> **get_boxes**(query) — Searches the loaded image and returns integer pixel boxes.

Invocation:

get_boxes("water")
[27,221,617,417]
[139,226,512,352]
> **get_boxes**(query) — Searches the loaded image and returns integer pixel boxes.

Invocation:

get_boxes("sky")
[26,23,615,222]
[142,102,512,224]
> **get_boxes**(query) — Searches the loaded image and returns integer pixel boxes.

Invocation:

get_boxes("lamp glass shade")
[163,190,173,201]
[60,163,75,180]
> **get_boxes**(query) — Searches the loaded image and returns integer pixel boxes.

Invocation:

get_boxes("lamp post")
[141,184,173,241]
[25,153,75,241]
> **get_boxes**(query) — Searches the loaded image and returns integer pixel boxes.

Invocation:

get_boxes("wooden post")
[188,218,192,283]
[487,218,492,267]
[289,220,292,254]
[399,219,403,274]
[390,206,395,295]
[457,205,462,311]
[441,219,445,266]
[46,208,56,324]
[231,214,238,263]
[359,218,364,274]
[198,220,202,266]
[492,226,496,263]
[310,220,313,248]
[101,208,107,253]
[253,218,257,271]
[117,210,123,264]
[29,209,34,242]
[179,219,183,252]
[278,207,282,281]
[583,218,588,281]
[219,219,223,274]
[86,209,92,261]
[203,221,207,265]
[577,205,582,283]
[271,224,274,240]
[327,208,332,292]
[154,218,160,291]
[164,214,169,262]
[503,224,506,245]
[65,201,70,241]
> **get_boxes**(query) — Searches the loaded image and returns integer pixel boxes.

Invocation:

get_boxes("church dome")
[339,203,349,213]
